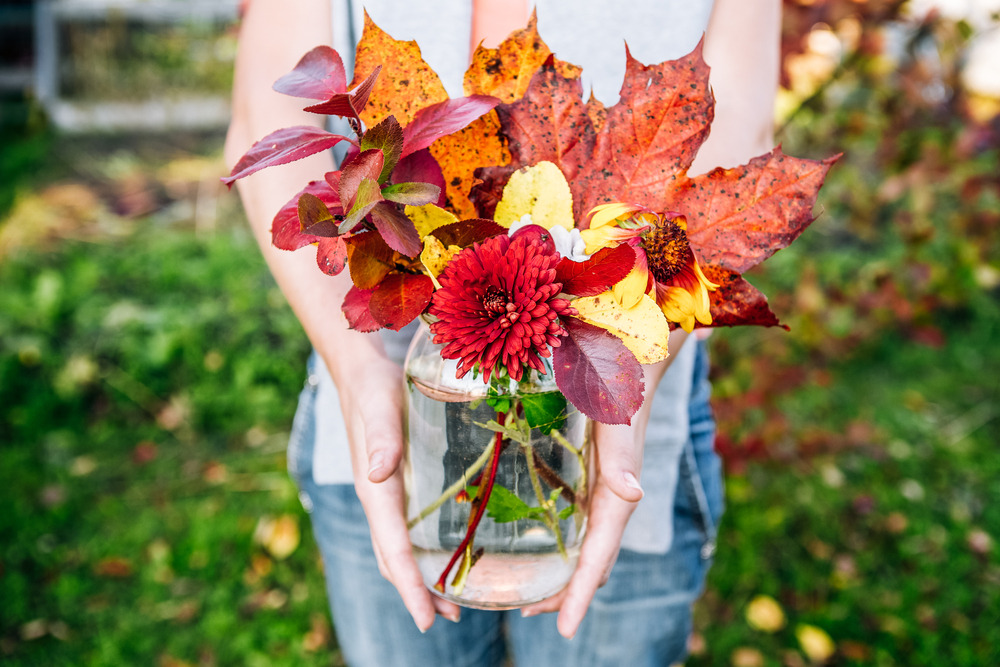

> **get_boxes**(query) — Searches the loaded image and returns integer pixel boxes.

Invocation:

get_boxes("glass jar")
[403,323,591,609]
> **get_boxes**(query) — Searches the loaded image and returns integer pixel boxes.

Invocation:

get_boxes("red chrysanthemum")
[429,232,574,382]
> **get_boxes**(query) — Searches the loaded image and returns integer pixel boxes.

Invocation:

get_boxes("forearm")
[691,0,781,175]
[224,0,388,383]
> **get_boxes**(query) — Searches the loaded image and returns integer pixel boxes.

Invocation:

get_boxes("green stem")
[521,440,568,560]
[406,439,495,531]
[551,428,588,507]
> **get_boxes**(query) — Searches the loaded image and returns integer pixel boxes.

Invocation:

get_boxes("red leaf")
[369,201,422,257]
[495,56,594,181]
[340,178,384,232]
[271,180,341,251]
[391,149,446,207]
[339,149,385,210]
[401,95,501,157]
[555,244,636,297]
[701,265,786,329]
[272,45,347,100]
[369,273,434,331]
[671,149,841,274]
[223,126,349,186]
[572,41,713,216]
[552,318,644,425]
[303,66,382,120]
[344,231,395,289]
[316,237,347,276]
[342,286,381,332]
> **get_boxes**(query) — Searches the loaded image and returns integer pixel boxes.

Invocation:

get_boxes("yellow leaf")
[254,515,300,561]
[405,204,458,238]
[572,292,670,364]
[420,236,462,278]
[494,161,574,231]
[796,624,836,663]
[745,594,786,633]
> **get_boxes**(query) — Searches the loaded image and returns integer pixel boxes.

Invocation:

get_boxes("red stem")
[434,411,506,592]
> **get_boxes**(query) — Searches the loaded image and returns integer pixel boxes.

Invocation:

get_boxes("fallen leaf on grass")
[303,613,332,652]
[730,647,765,667]
[796,624,836,663]
[745,594,786,633]
[93,557,133,578]
[253,515,300,560]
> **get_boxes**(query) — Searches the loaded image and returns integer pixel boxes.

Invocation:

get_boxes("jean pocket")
[287,352,320,491]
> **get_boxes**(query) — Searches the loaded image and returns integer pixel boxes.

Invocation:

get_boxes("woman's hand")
[335,354,463,632]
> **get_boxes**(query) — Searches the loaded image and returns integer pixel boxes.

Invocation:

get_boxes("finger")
[555,482,635,638]
[357,474,437,632]
[520,588,566,617]
[432,596,462,623]
[358,381,405,484]
[592,422,645,503]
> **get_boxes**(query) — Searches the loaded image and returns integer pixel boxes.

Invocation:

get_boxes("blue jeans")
[288,341,723,667]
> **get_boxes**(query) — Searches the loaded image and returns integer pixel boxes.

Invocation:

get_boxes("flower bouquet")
[225,13,837,608]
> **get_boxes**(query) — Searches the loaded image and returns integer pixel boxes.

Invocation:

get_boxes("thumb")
[592,422,645,503]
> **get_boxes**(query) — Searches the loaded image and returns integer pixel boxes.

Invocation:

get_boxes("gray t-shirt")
[314,0,715,554]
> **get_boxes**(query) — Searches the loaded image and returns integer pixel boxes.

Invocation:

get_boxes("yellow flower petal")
[572,292,670,364]
[587,202,638,229]
[610,256,649,310]
[405,204,459,238]
[658,285,697,332]
[494,161,574,231]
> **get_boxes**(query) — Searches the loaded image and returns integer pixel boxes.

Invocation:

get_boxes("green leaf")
[520,390,567,435]
[486,381,513,414]
[381,181,441,206]
[359,115,404,183]
[467,484,544,524]
[338,177,383,233]
[558,504,576,520]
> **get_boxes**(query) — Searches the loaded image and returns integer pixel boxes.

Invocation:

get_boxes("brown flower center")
[644,219,691,282]
[482,286,509,315]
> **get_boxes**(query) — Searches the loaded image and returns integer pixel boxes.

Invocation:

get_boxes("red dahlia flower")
[429,232,574,382]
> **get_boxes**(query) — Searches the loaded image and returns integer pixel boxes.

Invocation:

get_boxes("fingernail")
[368,452,385,477]
[623,471,644,497]
[521,608,538,618]
[447,610,461,623]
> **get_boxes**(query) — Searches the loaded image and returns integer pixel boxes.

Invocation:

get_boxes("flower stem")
[522,441,568,560]
[434,411,506,594]
[406,440,495,531]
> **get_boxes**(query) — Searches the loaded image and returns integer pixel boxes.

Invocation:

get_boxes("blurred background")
[0,0,997,664]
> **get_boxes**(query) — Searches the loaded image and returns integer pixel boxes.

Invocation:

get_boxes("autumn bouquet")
[225,15,835,607]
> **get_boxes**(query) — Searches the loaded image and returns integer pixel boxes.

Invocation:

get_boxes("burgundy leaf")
[469,165,515,219]
[430,219,507,248]
[494,56,594,180]
[342,286,381,332]
[369,201,422,257]
[555,244,636,297]
[297,192,340,237]
[401,95,501,157]
[272,45,347,100]
[380,182,441,206]
[271,180,341,251]
[316,236,348,276]
[359,115,404,182]
[223,127,349,186]
[369,273,434,331]
[553,318,644,425]
[391,149,446,207]
[701,265,787,329]
[339,149,385,210]
[304,66,382,120]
